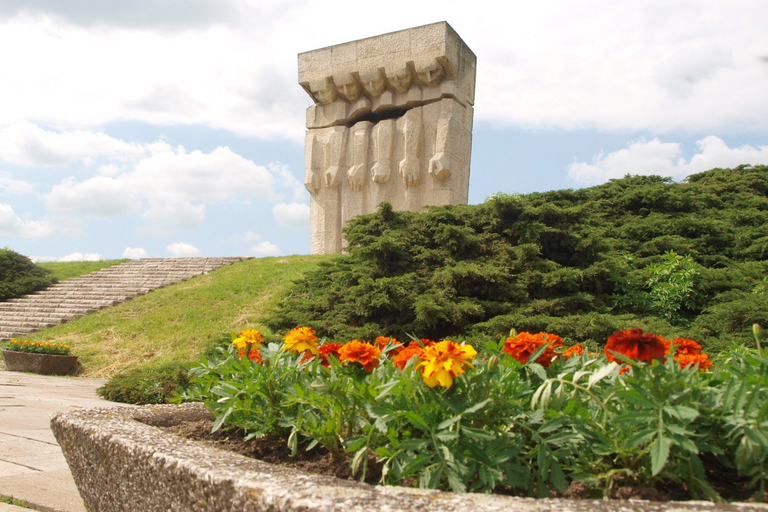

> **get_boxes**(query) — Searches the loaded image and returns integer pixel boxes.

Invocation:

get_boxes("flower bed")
[51,402,768,512]
[181,327,768,501]
[1,339,77,375]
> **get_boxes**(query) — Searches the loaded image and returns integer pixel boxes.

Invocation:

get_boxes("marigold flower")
[238,347,263,364]
[232,329,264,350]
[308,342,343,367]
[665,338,711,370]
[375,336,402,354]
[282,327,319,356]
[417,340,477,388]
[503,331,563,367]
[338,340,381,371]
[671,338,702,356]
[676,353,713,371]
[392,341,426,371]
[562,344,585,358]
[605,328,666,363]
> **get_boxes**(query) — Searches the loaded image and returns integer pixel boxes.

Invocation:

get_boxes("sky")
[1,0,767,261]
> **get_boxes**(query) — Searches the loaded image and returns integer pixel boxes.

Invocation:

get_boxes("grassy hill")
[21,255,328,379]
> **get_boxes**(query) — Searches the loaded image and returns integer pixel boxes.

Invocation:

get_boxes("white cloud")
[251,241,279,256]
[273,203,309,228]
[568,136,768,184]
[47,175,141,217]
[234,231,263,243]
[122,247,148,259]
[0,176,35,196]
[166,242,200,256]
[59,252,103,262]
[44,141,278,229]
[0,121,144,166]
[0,203,54,237]
[0,2,765,137]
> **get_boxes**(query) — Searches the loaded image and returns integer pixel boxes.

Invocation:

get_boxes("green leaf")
[587,363,617,388]
[664,405,699,421]
[405,411,430,431]
[351,447,368,477]
[651,435,672,476]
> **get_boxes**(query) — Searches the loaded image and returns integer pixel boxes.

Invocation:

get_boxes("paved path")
[0,370,131,512]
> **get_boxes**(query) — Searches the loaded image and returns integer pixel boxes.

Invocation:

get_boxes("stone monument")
[299,21,476,254]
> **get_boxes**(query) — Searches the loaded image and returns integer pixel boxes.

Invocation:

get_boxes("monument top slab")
[298,21,476,107]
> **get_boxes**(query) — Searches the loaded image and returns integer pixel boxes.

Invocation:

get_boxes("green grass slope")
[23,255,328,379]
[38,259,127,281]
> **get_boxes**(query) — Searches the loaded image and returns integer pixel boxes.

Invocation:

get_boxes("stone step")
[0,256,251,341]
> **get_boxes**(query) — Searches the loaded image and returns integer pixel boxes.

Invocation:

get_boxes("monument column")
[299,22,476,254]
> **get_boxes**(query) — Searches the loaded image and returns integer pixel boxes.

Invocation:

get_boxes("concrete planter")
[50,403,768,512]
[1,348,78,375]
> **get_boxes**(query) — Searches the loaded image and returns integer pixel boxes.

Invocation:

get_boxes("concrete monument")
[299,22,476,254]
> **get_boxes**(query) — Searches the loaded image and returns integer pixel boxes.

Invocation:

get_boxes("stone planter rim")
[50,402,768,512]
[1,348,78,375]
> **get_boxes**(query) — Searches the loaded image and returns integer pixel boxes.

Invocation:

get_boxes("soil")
[165,419,766,503]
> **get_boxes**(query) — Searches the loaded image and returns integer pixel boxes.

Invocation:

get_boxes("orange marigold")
[676,353,713,371]
[503,331,563,367]
[671,338,703,356]
[338,340,381,372]
[375,336,403,354]
[562,344,585,358]
[392,341,426,371]
[282,326,319,356]
[238,347,263,364]
[318,342,343,367]
[604,328,666,363]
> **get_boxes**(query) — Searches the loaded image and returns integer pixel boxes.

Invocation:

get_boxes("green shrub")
[0,247,57,300]
[266,165,768,352]
[97,363,190,405]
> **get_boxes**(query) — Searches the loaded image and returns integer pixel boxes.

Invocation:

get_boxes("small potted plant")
[1,339,78,375]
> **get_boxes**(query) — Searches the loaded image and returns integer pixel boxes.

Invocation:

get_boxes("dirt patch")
[165,419,765,502]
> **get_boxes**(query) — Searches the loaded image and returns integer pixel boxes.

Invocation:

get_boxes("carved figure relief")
[299,22,476,254]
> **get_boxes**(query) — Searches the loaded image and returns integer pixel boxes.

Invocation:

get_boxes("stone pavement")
[0,370,131,512]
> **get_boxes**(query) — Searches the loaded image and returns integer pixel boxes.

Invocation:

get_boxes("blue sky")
[1,0,767,261]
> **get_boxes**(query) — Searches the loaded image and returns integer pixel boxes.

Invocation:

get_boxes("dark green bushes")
[267,165,768,351]
[0,248,57,300]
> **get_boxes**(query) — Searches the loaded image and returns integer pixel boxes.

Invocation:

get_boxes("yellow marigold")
[282,327,319,356]
[338,340,381,371]
[417,340,477,388]
[232,329,264,350]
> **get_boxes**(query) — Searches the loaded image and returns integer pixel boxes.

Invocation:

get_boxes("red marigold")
[392,341,426,371]
[562,344,584,358]
[503,331,563,367]
[338,340,381,372]
[604,328,666,363]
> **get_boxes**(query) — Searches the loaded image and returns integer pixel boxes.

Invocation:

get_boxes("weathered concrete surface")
[0,371,131,512]
[299,22,476,254]
[52,402,768,512]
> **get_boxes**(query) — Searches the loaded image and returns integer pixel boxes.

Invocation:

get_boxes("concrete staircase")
[0,257,251,341]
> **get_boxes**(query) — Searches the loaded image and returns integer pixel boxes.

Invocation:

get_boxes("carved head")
[386,67,413,94]
[311,77,338,105]
[415,62,443,88]
[360,70,387,97]
[335,74,362,102]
